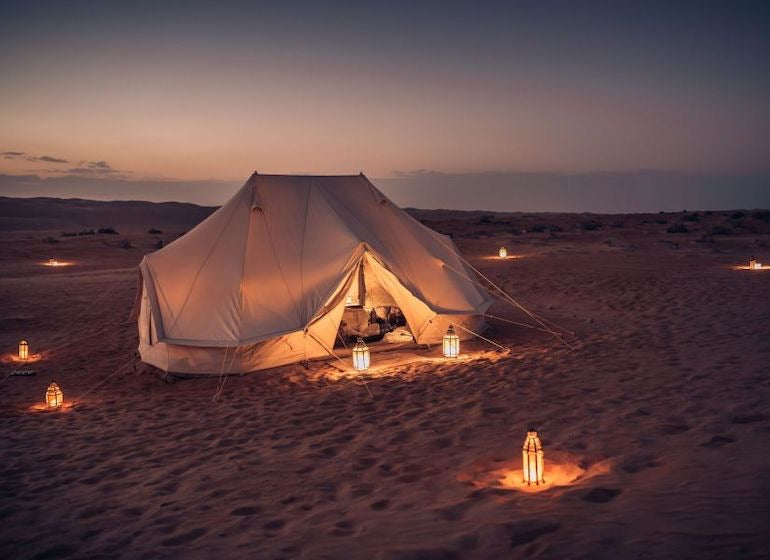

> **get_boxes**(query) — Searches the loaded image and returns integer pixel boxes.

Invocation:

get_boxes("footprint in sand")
[262,519,286,532]
[581,487,621,503]
[700,435,735,448]
[161,527,207,546]
[370,499,390,511]
[504,520,561,549]
[230,506,260,516]
[731,413,765,424]
[331,519,355,536]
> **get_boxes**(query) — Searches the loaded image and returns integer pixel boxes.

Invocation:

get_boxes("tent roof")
[139,173,491,346]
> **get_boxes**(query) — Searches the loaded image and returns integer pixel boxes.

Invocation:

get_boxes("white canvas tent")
[136,173,492,374]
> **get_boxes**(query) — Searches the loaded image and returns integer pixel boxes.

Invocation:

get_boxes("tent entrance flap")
[336,252,428,344]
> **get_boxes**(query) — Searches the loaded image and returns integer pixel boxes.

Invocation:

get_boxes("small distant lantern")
[522,428,545,486]
[749,256,757,269]
[442,325,460,358]
[46,381,63,408]
[18,340,29,360]
[756,262,764,270]
[499,247,508,259]
[48,258,58,266]
[352,337,370,371]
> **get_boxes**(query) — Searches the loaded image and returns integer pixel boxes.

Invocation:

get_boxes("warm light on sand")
[28,401,74,413]
[459,451,611,494]
[734,265,769,271]
[41,259,75,267]
[5,352,43,364]
[481,254,522,261]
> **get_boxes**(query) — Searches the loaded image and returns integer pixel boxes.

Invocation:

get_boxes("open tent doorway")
[337,251,418,348]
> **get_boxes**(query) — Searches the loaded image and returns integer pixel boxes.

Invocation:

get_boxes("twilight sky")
[1,1,769,210]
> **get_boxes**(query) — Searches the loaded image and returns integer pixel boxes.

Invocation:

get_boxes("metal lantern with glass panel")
[18,340,29,361]
[522,428,545,486]
[499,246,508,259]
[352,337,370,371]
[46,381,63,408]
[442,325,460,358]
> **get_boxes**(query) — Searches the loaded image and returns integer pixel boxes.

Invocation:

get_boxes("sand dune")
[1,202,769,559]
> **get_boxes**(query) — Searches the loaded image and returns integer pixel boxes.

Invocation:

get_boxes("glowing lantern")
[522,428,544,486]
[18,340,29,361]
[756,262,763,270]
[442,325,460,358]
[352,337,370,371]
[749,256,757,269]
[46,381,63,408]
[499,247,508,259]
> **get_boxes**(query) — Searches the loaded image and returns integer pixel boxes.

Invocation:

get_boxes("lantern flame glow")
[522,428,545,486]
[352,337,370,371]
[18,340,29,361]
[499,247,508,259]
[46,381,63,409]
[442,325,460,358]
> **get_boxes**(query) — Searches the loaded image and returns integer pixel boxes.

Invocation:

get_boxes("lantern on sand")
[749,256,757,269]
[499,247,508,259]
[443,325,460,358]
[352,337,370,371]
[18,340,29,361]
[46,381,63,408]
[522,428,545,486]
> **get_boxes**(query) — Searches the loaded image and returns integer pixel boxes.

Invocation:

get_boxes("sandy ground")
[1,207,769,559]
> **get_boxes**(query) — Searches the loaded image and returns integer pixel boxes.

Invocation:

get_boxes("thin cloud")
[2,151,25,158]
[67,166,118,175]
[37,155,68,163]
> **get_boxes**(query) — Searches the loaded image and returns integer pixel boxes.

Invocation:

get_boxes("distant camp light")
[352,337,370,371]
[750,257,757,269]
[46,381,63,409]
[499,247,508,259]
[442,325,460,358]
[522,428,545,486]
[18,340,29,361]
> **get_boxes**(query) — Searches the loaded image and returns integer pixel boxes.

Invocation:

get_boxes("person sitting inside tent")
[340,306,388,342]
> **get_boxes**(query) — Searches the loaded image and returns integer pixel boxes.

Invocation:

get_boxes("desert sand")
[1,202,769,559]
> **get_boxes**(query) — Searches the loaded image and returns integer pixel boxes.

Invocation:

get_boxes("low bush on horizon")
[148,228,162,234]
[42,236,60,244]
[580,220,602,231]
[118,239,133,249]
[667,223,689,234]
[710,225,732,235]
[98,227,119,235]
[682,213,701,222]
